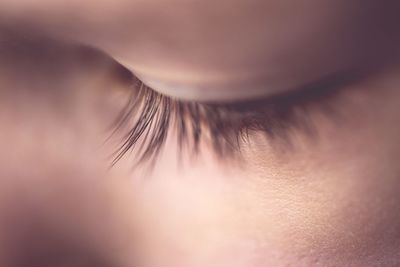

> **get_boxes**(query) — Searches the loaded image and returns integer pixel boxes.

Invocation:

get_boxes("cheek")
[132,152,400,267]
[131,84,400,266]
[130,155,331,267]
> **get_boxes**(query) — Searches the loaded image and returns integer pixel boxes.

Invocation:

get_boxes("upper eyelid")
[136,73,287,103]
[222,70,365,108]
[136,69,365,104]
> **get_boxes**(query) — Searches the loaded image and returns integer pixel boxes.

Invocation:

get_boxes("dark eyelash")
[110,72,362,166]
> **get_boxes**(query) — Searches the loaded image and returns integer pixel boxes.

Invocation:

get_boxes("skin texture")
[0,1,400,266]
[1,0,398,99]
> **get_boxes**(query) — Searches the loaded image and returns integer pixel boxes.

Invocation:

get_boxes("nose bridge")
[0,199,114,267]
[0,92,134,264]
[0,167,102,234]
[0,102,111,183]
[0,167,122,267]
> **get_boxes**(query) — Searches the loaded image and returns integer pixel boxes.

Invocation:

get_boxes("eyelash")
[110,72,360,166]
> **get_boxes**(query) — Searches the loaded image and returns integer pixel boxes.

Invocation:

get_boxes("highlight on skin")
[1,0,400,266]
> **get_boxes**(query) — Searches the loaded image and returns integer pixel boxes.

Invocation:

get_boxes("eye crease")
[111,69,367,166]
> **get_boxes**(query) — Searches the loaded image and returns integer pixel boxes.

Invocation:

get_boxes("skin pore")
[1,0,400,266]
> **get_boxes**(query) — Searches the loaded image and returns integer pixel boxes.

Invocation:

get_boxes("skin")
[0,1,400,266]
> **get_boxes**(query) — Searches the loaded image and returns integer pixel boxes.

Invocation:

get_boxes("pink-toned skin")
[0,1,400,266]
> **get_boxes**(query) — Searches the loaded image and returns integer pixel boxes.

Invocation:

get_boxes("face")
[1,0,400,266]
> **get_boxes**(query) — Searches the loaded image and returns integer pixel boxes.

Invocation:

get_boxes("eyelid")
[136,70,358,103]
[136,74,284,102]
[111,71,357,166]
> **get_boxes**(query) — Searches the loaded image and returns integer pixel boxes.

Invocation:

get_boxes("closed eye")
[110,68,369,167]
